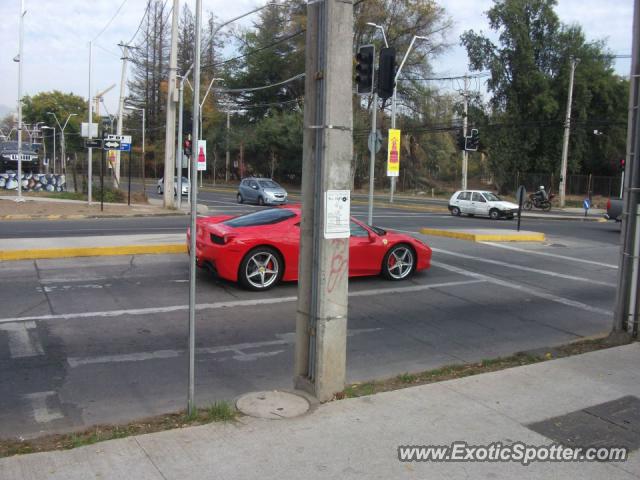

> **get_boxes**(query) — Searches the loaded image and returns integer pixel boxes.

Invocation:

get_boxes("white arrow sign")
[104,141,121,150]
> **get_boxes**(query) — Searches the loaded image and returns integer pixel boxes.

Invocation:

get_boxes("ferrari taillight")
[210,233,236,245]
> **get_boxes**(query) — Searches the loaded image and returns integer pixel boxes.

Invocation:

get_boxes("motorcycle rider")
[533,185,547,204]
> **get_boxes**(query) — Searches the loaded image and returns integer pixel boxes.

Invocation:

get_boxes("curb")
[0,212,188,221]
[0,244,187,261]
[419,228,545,242]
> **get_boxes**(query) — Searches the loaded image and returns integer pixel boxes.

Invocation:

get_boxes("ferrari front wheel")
[382,244,415,281]
[239,247,283,291]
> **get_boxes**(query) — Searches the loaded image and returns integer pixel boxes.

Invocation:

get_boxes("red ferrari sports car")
[188,206,432,291]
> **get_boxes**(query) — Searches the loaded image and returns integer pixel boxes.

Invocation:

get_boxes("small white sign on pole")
[197,140,207,171]
[81,122,98,138]
[324,190,351,239]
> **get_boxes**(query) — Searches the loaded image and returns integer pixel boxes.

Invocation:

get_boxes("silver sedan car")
[157,177,189,196]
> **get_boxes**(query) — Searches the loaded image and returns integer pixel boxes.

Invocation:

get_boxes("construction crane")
[94,84,116,117]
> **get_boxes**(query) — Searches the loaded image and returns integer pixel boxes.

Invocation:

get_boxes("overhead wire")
[92,0,130,42]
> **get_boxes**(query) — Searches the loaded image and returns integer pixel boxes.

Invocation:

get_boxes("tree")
[461,0,628,190]
[22,90,86,153]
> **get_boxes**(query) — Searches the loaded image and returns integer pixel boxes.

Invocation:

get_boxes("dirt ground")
[0,195,176,219]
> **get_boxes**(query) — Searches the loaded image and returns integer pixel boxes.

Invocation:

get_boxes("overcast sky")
[0,0,634,116]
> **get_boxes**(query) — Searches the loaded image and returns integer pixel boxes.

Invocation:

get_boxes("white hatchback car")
[448,190,519,220]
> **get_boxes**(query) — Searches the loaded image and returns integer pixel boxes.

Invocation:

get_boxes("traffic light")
[184,134,192,157]
[377,47,396,100]
[355,45,375,95]
[465,129,480,151]
[620,158,625,171]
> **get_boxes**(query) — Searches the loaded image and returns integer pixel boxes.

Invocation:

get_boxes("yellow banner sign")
[387,129,400,177]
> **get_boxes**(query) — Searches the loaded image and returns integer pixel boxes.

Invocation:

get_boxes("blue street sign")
[120,143,131,152]
[583,199,590,210]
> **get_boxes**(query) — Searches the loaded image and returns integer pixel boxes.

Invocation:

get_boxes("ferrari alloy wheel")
[239,247,282,290]
[382,244,415,281]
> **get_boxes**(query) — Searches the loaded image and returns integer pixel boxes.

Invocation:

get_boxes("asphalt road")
[0,189,620,245]
[0,198,622,439]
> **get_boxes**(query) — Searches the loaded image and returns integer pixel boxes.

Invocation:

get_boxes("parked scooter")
[523,192,555,212]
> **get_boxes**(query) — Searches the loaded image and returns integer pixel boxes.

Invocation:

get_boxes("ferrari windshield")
[224,208,296,227]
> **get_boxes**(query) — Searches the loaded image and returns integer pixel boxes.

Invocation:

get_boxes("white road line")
[480,242,619,269]
[431,261,612,316]
[66,328,382,367]
[432,248,616,288]
[0,321,44,358]
[23,391,64,423]
[0,280,483,325]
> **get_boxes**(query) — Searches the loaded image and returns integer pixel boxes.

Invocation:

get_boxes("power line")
[92,0,130,42]
[202,29,305,70]
[127,0,152,45]
[218,73,305,94]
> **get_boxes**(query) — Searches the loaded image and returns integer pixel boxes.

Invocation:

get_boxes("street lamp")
[47,112,78,175]
[366,22,389,48]
[124,104,146,193]
[390,34,428,202]
[41,125,55,174]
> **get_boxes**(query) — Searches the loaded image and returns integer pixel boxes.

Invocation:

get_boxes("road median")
[419,227,545,242]
[0,234,187,261]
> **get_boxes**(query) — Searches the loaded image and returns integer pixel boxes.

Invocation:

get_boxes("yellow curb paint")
[0,244,187,261]
[4,215,30,220]
[419,228,545,243]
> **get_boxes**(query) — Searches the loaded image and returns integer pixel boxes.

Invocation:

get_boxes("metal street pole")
[226,111,230,182]
[613,0,640,337]
[163,0,179,209]
[390,35,428,203]
[115,43,131,189]
[15,0,26,202]
[87,41,93,204]
[295,0,353,402]
[188,0,202,417]
[461,74,469,190]
[368,92,377,225]
[559,57,578,208]
[366,23,387,225]
[42,126,54,174]
[124,104,147,194]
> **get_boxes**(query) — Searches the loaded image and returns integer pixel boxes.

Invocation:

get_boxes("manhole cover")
[236,391,310,419]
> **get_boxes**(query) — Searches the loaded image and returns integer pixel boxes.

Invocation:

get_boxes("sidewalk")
[1,343,638,479]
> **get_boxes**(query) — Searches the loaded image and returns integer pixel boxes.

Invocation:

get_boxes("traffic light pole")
[461,75,469,190]
[368,92,377,225]
[559,57,578,208]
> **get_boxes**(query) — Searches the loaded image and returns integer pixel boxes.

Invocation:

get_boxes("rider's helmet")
[539,185,545,190]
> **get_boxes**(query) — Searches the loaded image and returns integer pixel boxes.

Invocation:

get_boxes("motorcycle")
[523,192,555,212]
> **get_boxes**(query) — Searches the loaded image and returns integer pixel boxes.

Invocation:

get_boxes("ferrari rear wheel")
[239,247,283,291]
[382,244,415,281]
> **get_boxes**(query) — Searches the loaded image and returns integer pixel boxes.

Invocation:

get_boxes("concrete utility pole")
[295,0,353,402]
[613,0,640,337]
[15,0,26,202]
[461,74,469,190]
[559,57,578,208]
[163,0,179,208]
